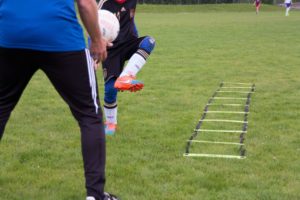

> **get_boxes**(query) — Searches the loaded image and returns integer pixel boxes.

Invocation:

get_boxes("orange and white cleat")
[114,75,144,92]
[105,122,117,135]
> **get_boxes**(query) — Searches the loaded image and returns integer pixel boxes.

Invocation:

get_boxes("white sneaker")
[103,192,119,200]
[86,192,119,200]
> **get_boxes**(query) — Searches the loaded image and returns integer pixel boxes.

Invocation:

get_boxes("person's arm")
[77,0,108,68]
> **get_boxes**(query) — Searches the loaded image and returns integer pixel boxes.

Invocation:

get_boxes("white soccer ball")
[98,9,120,42]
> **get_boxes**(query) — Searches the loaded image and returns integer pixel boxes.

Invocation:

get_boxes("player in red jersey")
[254,0,261,14]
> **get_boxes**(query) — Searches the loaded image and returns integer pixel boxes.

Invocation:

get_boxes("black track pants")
[0,47,106,199]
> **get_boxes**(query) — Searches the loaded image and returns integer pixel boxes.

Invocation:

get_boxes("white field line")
[184,153,246,159]
[187,140,244,145]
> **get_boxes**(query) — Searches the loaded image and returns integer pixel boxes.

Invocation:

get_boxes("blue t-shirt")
[0,0,85,51]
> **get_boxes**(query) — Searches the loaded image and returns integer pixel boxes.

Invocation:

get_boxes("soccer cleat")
[105,122,117,135]
[114,75,144,92]
[103,192,119,200]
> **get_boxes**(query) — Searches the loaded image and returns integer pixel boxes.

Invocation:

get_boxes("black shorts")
[102,36,145,82]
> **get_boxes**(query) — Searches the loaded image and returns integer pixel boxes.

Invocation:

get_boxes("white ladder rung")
[205,111,249,114]
[187,140,244,145]
[194,129,247,133]
[184,153,246,159]
[213,97,248,100]
[222,82,253,85]
[199,119,247,123]
[217,91,254,94]
[207,103,246,107]
[222,87,252,89]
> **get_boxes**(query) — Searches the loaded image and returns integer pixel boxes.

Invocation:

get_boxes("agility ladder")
[184,82,255,159]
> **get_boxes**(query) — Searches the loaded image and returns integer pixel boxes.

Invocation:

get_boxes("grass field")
[1,4,300,200]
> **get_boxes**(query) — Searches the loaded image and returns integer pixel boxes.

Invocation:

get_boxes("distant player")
[285,0,292,16]
[254,0,261,14]
[98,0,156,135]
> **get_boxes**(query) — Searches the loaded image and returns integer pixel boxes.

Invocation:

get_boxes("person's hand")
[89,38,112,70]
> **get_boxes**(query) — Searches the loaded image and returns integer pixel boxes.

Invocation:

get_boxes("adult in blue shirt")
[0,0,118,200]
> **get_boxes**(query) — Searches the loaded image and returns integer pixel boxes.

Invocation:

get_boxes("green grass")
[1,4,300,200]
[137,3,284,12]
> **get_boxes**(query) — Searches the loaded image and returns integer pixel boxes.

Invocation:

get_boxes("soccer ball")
[98,9,120,42]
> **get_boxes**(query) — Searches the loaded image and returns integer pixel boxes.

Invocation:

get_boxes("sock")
[120,53,146,77]
[104,106,117,125]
